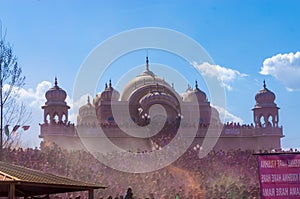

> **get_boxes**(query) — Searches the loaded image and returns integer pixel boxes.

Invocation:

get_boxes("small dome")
[45,78,67,105]
[255,81,276,105]
[79,96,95,116]
[77,96,98,126]
[97,80,120,102]
[182,81,207,103]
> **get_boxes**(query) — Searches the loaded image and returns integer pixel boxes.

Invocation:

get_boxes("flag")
[4,125,9,137]
[11,125,20,137]
[22,125,30,131]
[12,125,20,132]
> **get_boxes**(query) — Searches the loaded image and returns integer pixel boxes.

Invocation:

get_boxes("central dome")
[121,57,173,101]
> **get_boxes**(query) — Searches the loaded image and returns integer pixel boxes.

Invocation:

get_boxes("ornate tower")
[94,80,120,125]
[42,78,70,124]
[253,81,279,128]
[40,78,75,145]
[182,81,220,125]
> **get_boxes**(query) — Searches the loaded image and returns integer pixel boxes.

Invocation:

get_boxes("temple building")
[39,58,284,152]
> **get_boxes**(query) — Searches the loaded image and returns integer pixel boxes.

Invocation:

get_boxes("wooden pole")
[9,183,15,199]
[88,189,94,199]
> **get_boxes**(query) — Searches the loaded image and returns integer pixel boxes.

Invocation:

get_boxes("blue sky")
[1,0,300,148]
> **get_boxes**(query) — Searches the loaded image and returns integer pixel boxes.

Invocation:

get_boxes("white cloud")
[17,81,52,107]
[213,105,243,124]
[193,62,247,90]
[17,81,93,124]
[3,81,96,148]
[260,52,300,91]
[6,81,53,148]
[19,82,90,124]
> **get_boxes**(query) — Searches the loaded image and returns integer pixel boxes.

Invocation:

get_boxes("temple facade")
[39,58,284,152]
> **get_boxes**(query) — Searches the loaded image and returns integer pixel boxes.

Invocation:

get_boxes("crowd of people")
[1,140,268,199]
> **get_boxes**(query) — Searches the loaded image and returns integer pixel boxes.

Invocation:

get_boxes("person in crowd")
[124,188,133,199]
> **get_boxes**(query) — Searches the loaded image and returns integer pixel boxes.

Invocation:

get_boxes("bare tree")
[0,23,31,158]
[3,100,31,149]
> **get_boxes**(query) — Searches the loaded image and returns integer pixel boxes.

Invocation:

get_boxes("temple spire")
[54,77,58,86]
[87,96,91,104]
[263,80,266,89]
[109,79,112,87]
[140,55,155,77]
[195,80,198,89]
[146,56,149,71]
[186,84,192,91]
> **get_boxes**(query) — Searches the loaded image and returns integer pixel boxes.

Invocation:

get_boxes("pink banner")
[257,154,300,199]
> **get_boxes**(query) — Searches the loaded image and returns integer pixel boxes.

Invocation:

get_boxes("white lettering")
[263,188,275,196]
[290,187,300,196]
[276,187,289,196]
[277,159,288,167]
[261,160,276,168]
[288,159,300,168]
[271,174,282,182]
[282,173,298,182]
[261,174,271,183]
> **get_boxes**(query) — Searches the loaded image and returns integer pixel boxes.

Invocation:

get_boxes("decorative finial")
[54,77,58,86]
[87,96,90,104]
[146,56,149,71]
[195,80,198,89]
[263,80,266,89]
[186,84,192,91]
[109,79,112,87]
[105,83,108,89]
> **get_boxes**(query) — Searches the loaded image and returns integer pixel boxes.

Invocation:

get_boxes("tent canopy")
[0,161,106,198]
